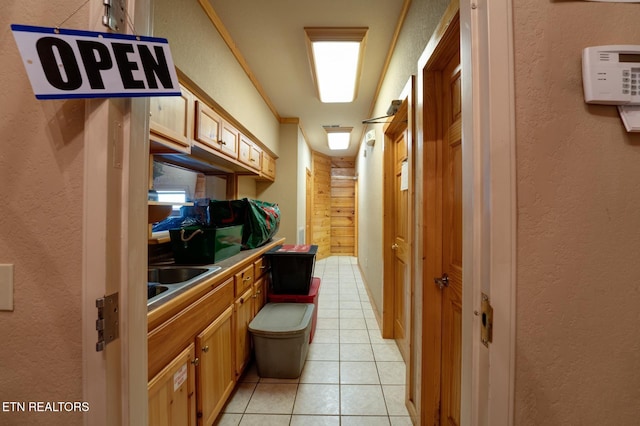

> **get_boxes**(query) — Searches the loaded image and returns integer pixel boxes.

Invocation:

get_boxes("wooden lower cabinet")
[148,251,279,424]
[234,287,254,377]
[148,344,197,426]
[196,305,234,426]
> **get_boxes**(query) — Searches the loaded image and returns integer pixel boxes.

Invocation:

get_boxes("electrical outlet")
[0,264,14,311]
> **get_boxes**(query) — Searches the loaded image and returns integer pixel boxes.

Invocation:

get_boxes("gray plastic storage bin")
[248,303,315,379]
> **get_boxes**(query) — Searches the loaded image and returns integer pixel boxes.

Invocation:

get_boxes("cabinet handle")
[220,140,227,145]
[239,297,245,304]
[191,358,200,366]
[260,266,267,270]
[243,276,252,282]
[202,345,209,353]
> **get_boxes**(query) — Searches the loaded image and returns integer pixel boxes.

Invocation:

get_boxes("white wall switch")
[0,264,14,311]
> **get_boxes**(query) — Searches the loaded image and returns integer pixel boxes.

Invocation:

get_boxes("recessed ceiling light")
[305,28,368,103]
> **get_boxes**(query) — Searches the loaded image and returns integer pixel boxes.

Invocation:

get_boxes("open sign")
[11,24,181,100]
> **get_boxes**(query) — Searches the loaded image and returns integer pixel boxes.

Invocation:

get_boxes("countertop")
[147,237,285,331]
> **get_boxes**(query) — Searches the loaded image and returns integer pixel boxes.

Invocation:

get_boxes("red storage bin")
[267,277,320,342]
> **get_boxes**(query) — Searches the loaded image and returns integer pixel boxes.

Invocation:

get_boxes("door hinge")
[102,0,128,32]
[480,293,493,347]
[96,292,119,352]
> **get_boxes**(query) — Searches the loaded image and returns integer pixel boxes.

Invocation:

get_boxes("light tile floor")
[216,256,412,426]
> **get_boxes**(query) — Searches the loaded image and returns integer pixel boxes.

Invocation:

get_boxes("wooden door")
[312,153,332,258]
[392,127,410,361]
[306,169,312,244]
[439,51,463,426]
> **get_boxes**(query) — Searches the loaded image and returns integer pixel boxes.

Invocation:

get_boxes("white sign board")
[11,24,181,100]
[400,160,409,191]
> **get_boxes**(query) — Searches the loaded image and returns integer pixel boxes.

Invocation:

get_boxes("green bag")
[243,199,280,249]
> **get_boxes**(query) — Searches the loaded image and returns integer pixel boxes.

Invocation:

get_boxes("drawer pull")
[243,276,252,282]
[191,358,200,366]
[202,345,209,353]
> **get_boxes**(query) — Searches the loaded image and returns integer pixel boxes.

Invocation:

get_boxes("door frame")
[83,0,150,425]
[460,0,517,424]
[382,78,415,341]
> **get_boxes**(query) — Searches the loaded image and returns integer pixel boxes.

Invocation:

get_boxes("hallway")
[216,256,412,425]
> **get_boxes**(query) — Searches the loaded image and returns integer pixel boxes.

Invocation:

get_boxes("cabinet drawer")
[234,264,254,296]
[254,257,268,279]
[148,277,234,380]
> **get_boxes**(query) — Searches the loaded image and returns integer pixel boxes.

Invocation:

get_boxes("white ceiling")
[208,0,407,157]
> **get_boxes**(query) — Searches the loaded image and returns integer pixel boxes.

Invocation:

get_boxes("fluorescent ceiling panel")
[325,127,352,150]
[305,28,368,104]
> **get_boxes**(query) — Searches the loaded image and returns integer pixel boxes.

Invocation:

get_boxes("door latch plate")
[480,293,493,347]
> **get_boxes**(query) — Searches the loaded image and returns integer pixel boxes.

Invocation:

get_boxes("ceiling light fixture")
[324,126,353,150]
[305,27,368,103]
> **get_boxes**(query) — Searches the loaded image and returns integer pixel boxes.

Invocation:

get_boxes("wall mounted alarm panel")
[583,45,640,105]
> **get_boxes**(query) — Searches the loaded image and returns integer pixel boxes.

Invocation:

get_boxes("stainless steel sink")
[148,283,169,299]
[147,265,222,305]
[148,267,210,284]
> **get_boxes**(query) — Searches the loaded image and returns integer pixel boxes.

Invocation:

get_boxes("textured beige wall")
[513,2,640,424]
[257,123,300,245]
[153,0,280,155]
[0,1,85,425]
[358,0,450,315]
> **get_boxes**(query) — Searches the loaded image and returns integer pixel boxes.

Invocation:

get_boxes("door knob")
[391,243,399,250]
[434,273,449,289]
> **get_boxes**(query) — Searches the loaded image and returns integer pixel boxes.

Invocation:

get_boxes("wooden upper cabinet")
[261,152,276,180]
[219,120,240,160]
[239,134,261,171]
[195,101,239,161]
[194,100,223,152]
[150,84,194,154]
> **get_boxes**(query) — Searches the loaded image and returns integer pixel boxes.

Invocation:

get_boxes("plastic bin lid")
[249,303,315,337]
[266,244,318,255]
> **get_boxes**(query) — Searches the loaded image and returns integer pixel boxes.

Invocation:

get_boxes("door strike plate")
[96,292,119,352]
[480,293,493,347]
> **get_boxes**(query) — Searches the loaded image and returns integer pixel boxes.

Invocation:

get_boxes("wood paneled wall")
[330,158,356,255]
[312,153,332,259]
[311,153,357,258]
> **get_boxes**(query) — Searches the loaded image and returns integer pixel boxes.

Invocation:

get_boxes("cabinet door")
[150,84,194,153]
[196,306,234,426]
[234,287,254,377]
[219,120,240,160]
[261,153,276,180]
[253,277,266,317]
[148,343,197,426]
[194,100,224,152]
[239,134,261,171]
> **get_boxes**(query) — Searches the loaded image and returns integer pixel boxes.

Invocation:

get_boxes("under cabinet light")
[305,27,368,103]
